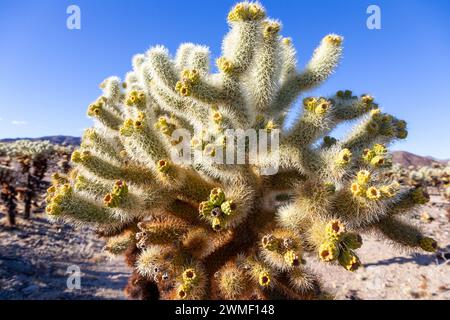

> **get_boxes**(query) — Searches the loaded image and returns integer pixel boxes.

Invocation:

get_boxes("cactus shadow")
[364,244,450,267]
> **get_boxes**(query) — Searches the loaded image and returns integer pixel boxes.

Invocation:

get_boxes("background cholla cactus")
[1,164,17,226]
[0,140,71,223]
[46,2,437,300]
[389,161,450,198]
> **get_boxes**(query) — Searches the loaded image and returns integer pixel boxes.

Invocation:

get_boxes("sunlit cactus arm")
[100,76,124,106]
[46,184,121,225]
[176,72,226,105]
[212,261,252,299]
[71,149,155,185]
[150,82,209,128]
[145,46,179,91]
[341,109,408,152]
[255,144,313,176]
[81,128,123,163]
[118,114,170,173]
[268,34,343,117]
[332,91,379,121]
[288,268,318,295]
[87,96,123,131]
[297,35,343,90]
[284,97,335,147]
[246,19,282,115]
[279,37,297,85]
[223,2,266,76]
[175,43,196,71]
[186,45,211,75]
[332,187,388,228]
[285,93,377,149]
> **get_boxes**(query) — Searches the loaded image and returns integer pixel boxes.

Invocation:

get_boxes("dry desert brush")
[46,2,437,300]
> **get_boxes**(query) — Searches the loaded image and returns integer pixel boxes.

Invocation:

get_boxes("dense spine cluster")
[46,2,437,300]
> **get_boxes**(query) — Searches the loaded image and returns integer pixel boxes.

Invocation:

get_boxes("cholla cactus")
[392,161,450,198]
[46,2,437,300]
[0,140,60,219]
[0,140,55,158]
[1,165,17,226]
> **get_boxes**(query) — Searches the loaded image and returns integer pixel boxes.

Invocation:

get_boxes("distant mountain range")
[391,151,447,167]
[0,135,81,146]
[0,136,447,167]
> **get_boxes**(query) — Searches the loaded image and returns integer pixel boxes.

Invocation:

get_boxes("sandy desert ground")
[1,193,449,300]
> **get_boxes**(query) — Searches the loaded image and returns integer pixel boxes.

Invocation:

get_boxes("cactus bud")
[199,201,214,216]
[216,57,234,74]
[212,217,223,231]
[258,271,271,287]
[362,148,375,163]
[343,233,363,250]
[357,170,371,186]
[262,234,279,251]
[315,99,332,115]
[284,250,301,266]
[380,184,398,198]
[419,237,438,252]
[221,200,236,216]
[338,250,361,272]
[119,119,135,136]
[370,155,386,167]
[177,284,189,300]
[210,188,226,206]
[213,111,223,125]
[366,186,381,200]
[373,144,387,155]
[361,95,374,105]
[351,182,365,197]
[263,21,281,38]
[326,219,346,241]
[336,148,352,166]
[182,268,198,284]
[157,159,170,174]
[396,129,408,139]
[324,34,343,46]
[319,241,340,262]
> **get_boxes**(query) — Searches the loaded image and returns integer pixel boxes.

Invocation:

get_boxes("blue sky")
[0,0,449,158]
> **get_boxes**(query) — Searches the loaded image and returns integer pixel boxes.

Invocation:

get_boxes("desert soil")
[0,212,129,299]
[1,195,449,300]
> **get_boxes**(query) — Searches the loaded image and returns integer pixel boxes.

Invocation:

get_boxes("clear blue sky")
[0,0,449,158]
